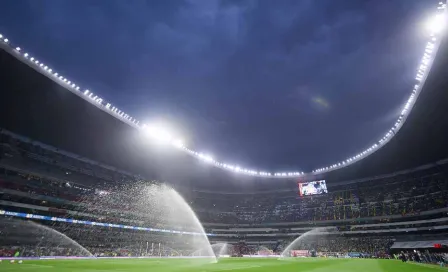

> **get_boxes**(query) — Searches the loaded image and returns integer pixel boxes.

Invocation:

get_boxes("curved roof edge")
[0,2,446,178]
[190,157,448,195]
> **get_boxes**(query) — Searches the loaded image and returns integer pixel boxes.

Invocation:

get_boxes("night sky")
[0,0,439,172]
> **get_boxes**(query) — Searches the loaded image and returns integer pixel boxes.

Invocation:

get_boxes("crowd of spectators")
[192,165,448,223]
[1,154,447,226]
[1,129,448,261]
[1,128,448,226]
[0,236,392,258]
[275,236,394,257]
[0,237,442,262]
[398,251,447,265]
[0,246,191,258]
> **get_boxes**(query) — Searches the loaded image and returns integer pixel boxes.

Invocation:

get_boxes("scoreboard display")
[298,180,328,196]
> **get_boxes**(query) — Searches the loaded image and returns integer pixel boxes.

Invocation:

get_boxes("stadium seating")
[1,128,448,258]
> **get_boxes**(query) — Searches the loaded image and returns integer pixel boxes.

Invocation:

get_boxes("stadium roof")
[0,3,448,190]
[1,1,447,179]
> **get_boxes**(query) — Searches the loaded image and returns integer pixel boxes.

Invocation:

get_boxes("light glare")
[144,125,173,144]
[426,14,445,33]
[0,3,441,178]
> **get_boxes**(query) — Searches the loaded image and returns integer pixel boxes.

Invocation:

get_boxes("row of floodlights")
[313,41,435,173]
[141,124,304,176]
[0,5,445,178]
[0,35,142,127]
[0,33,307,178]
[313,4,446,173]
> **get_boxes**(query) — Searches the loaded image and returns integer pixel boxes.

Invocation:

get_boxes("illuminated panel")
[298,180,328,196]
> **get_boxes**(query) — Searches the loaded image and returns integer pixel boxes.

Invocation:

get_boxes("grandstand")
[1,126,448,258]
[0,2,448,272]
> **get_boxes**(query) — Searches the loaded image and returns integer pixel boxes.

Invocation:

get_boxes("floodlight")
[426,14,445,34]
[144,125,173,143]
[3,38,8,43]
[15,47,21,51]
[172,139,184,148]
[202,154,213,162]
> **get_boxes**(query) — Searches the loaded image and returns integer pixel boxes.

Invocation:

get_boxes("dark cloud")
[0,0,439,171]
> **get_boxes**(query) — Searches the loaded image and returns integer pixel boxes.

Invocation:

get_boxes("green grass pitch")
[1,258,446,272]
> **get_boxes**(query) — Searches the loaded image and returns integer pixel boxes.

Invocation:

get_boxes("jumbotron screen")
[298,180,328,196]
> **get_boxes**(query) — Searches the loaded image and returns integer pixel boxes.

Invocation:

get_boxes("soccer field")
[1,258,445,272]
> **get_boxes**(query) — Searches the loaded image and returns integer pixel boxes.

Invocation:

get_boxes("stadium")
[0,1,448,272]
